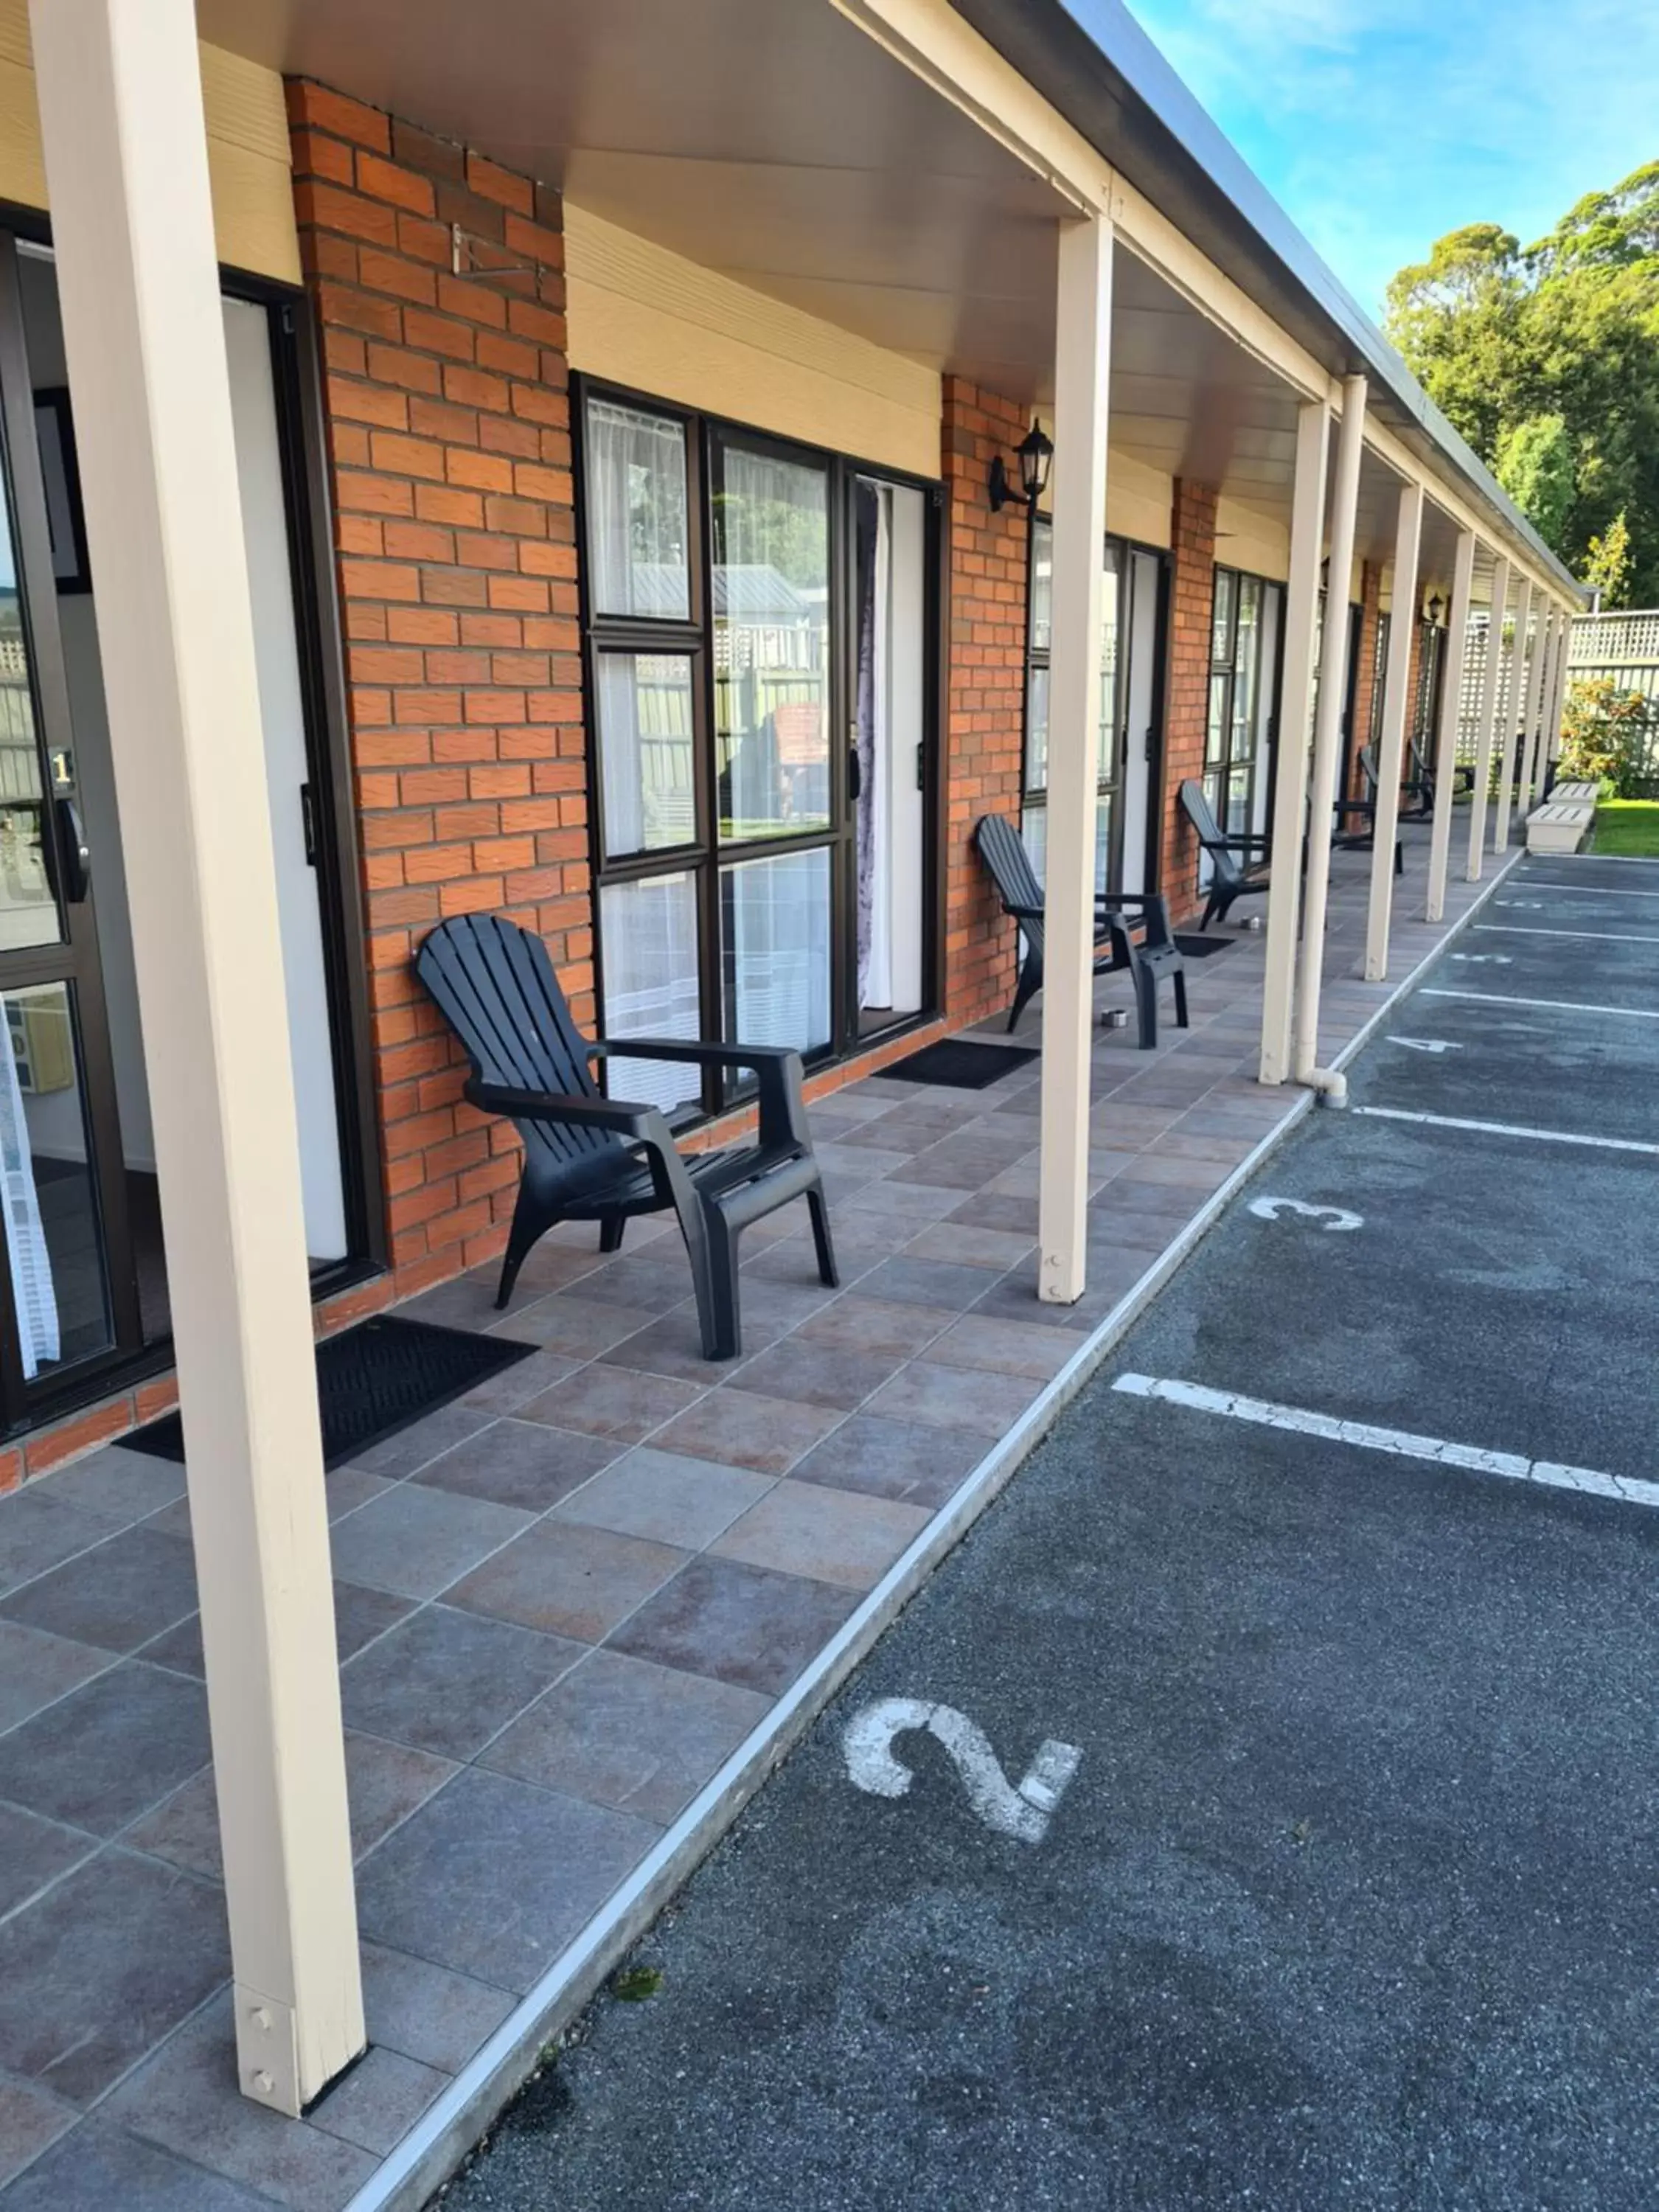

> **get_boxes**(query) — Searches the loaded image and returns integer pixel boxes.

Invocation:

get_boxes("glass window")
[1025,664,1050,797]
[1210,567,1236,664]
[598,872,701,1116]
[713,445,830,841]
[585,398,691,621]
[0,459,60,954]
[0,981,111,1374]
[1029,517,1052,653]
[597,652,695,858]
[720,847,831,1060]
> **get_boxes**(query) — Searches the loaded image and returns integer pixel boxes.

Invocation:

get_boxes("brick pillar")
[1157,478,1217,919]
[1404,614,1426,791]
[288,83,590,1293]
[942,377,1032,1023]
[1348,559,1382,800]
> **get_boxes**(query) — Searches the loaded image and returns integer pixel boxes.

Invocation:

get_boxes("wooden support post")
[29,0,364,2116]
[1493,578,1533,851]
[1037,212,1112,1304]
[1465,555,1509,880]
[1364,480,1424,981]
[1425,527,1475,922]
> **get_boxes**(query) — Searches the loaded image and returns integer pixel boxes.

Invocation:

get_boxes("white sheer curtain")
[587,399,689,619]
[714,445,829,838]
[722,849,830,1055]
[599,874,702,1114]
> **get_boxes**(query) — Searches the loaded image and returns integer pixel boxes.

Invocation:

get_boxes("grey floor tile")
[0,1618,110,1734]
[709,1481,930,1590]
[459,1346,580,1416]
[725,1335,900,1412]
[0,1849,229,2107]
[0,1526,197,1656]
[794,1294,951,1361]
[105,1996,374,2209]
[482,1647,768,1823]
[0,1663,209,1837]
[446,1521,686,1644]
[789,1413,984,1509]
[925,1313,1079,1381]
[609,1555,858,1697]
[4,2121,276,2212]
[863,1359,1043,1437]
[360,1940,514,2073]
[568,1253,695,1315]
[902,1220,1037,1270]
[518,1363,704,1444]
[597,1307,763,1383]
[136,1579,411,1683]
[327,1483,532,1601]
[306,2043,448,2155]
[412,1417,619,1514]
[551,1448,771,1551]
[856,1256,1006,1312]
[324,1467,396,1523]
[839,1177,962,1221]
[0,2076,74,2192]
[348,1402,493,1479]
[498,1295,661,1358]
[0,1801,97,1919]
[649,1388,844,1478]
[356,1767,658,1992]
[35,1447,186,1532]
[341,1603,585,1761]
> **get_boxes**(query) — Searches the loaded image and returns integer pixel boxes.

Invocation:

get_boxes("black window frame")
[1204,561,1285,838]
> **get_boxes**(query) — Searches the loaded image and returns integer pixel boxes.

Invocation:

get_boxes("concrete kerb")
[350,847,1527,2212]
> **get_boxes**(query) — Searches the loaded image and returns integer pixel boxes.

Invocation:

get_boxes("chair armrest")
[998,898,1045,922]
[590,1037,810,1152]
[1210,832,1271,854]
[465,1078,667,1145]
[1329,799,1374,820]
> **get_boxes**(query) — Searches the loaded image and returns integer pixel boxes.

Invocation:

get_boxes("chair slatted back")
[973,814,1045,956]
[417,914,620,1173]
[1358,742,1380,796]
[1178,779,1244,894]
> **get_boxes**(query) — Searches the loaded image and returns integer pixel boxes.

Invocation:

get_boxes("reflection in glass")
[720,847,831,1060]
[713,447,830,840]
[0,981,110,1375]
[1025,663,1050,796]
[0,458,60,953]
[598,873,702,1117]
[585,398,690,620]
[597,653,695,857]
[1029,517,1052,653]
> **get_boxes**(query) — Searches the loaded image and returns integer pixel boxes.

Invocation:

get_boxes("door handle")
[55,796,90,904]
[847,743,863,804]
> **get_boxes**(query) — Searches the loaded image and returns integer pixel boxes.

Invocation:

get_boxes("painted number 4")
[843,1698,1081,1845]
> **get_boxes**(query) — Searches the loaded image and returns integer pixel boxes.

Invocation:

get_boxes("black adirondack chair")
[1360,740,1433,820]
[1410,731,1475,800]
[1178,780,1272,932]
[417,914,836,1360]
[973,814,1188,1048]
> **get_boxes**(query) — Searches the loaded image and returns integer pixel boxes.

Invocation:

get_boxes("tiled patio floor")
[0,828,1511,2209]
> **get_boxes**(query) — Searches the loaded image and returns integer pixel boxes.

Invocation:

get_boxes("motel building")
[0,0,1583,2202]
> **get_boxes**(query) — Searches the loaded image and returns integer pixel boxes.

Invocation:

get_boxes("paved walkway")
[0,827,1505,2208]
[445,850,1659,2212]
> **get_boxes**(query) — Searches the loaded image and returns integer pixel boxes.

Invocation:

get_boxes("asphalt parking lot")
[442,854,1659,2212]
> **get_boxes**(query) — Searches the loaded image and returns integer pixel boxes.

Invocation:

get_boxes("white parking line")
[1512,883,1659,900]
[1352,1104,1659,1156]
[1474,924,1659,946]
[1422,989,1659,1020]
[1112,1373,1659,1509]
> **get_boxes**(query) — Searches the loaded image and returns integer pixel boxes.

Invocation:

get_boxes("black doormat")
[890,1037,1039,1089]
[123,1315,535,1470]
[1174,933,1236,959]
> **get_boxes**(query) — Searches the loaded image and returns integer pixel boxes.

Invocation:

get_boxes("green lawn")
[1590,801,1659,858]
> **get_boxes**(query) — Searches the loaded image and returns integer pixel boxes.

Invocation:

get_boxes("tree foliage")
[1385,164,1659,605]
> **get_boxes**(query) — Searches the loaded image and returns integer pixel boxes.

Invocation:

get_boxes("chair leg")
[807,1181,839,1288]
[1009,948,1042,1032]
[1200,888,1220,933]
[1130,956,1157,1050]
[599,1213,625,1254]
[495,1186,545,1311]
[700,1208,742,1362]
[669,1190,732,1361]
[1173,969,1189,1030]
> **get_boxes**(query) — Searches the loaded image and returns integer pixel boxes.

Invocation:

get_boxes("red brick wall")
[288,82,589,1294]
[1348,560,1382,801]
[942,378,1032,1023]
[1157,479,1217,919]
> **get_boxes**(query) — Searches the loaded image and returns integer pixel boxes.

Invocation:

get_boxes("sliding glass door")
[581,384,936,1110]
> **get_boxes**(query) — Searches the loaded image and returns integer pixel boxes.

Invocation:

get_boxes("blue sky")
[1125,0,1659,322]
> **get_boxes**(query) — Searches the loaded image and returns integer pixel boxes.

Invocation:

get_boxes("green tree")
[1385,163,1659,603]
[1583,511,1633,608]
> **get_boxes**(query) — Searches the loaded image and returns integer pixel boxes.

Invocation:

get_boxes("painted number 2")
[843,1698,1081,1845]
[1248,1196,1363,1231]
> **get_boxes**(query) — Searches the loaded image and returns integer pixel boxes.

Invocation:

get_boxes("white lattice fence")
[1570,609,1659,703]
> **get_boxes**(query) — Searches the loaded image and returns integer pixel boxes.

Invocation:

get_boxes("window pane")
[1210,568,1235,664]
[0,981,111,1376]
[1205,671,1230,769]
[1021,799,1047,886]
[1226,765,1251,834]
[1095,794,1112,895]
[599,872,702,1115]
[720,847,830,1060]
[0,453,60,953]
[1232,583,1261,764]
[1098,554,1120,772]
[1025,664,1050,796]
[713,446,830,841]
[1370,613,1391,744]
[1029,518,1052,652]
[585,398,690,620]
[597,652,695,857]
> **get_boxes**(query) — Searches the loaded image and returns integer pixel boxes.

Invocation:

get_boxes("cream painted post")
[1517,604,1552,811]
[1292,376,1366,1084]
[1425,528,1475,922]
[1257,399,1329,1085]
[1363,481,1425,981]
[1037,212,1112,1303]
[29,0,363,2116]
[1548,602,1574,762]
[1464,555,1508,878]
[1493,578,1533,849]
[1534,608,1565,784]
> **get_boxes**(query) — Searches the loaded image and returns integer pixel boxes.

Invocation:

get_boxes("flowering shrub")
[1559,677,1659,795]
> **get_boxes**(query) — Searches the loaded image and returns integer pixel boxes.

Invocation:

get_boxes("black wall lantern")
[989,418,1054,514]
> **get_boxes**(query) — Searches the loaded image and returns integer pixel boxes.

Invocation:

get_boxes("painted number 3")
[1248,1196,1363,1231]
[843,1698,1081,1845]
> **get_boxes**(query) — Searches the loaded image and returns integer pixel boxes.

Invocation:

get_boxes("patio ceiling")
[198,0,1324,516]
